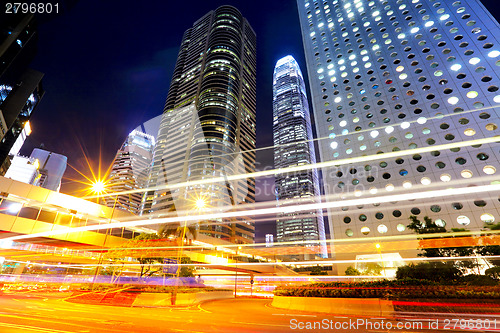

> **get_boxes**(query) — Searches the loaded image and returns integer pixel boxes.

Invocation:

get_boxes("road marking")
[0,322,74,333]
[197,304,212,313]
[231,321,289,327]
[272,313,317,317]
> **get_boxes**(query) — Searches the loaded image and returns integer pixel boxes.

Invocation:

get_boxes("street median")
[272,296,394,316]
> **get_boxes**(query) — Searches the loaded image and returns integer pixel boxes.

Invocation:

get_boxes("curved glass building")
[273,55,327,258]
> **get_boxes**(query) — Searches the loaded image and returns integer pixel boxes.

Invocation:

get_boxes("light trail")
[79,103,498,200]
[82,135,500,200]
[5,255,500,268]
[4,182,500,242]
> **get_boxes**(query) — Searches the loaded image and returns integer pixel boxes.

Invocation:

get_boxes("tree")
[179,257,194,278]
[476,222,500,267]
[396,262,460,281]
[310,265,328,275]
[407,215,477,274]
[362,262,383,276]
[345,266,361,276]
[106,233,164,278]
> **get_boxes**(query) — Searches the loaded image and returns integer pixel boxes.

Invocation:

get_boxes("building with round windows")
[297,0,500,273]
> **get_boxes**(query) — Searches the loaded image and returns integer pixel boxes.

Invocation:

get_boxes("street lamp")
[234,246,241,298]
[375,243,387,277]
[90,182,118,290]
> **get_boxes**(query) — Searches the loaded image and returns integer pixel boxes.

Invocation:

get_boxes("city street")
[0,292,495,332]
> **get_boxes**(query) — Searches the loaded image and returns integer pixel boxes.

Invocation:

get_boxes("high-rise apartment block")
[107,130,155,215]
[143,6,257,244]
[297,0,500,264]
[0,14,44,175]
[273,55,327,258]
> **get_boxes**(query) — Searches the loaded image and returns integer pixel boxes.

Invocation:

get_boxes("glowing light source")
[195,197,207,209]
[91,181,106,194]
[448,96,459,105]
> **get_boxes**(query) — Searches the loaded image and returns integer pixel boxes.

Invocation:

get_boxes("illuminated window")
[480,213,495,223]
[377,224,388,234]
[420,177,431,185]
[457,215,470,226]
[461,170,473,178]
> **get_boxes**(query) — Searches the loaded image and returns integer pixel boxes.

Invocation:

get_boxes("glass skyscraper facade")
[107,130,155,215]
[297,0,500,265]
[143,6,257,244]
[273,55,327,258]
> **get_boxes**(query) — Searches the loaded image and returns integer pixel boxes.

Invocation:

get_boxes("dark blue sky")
[25,0,306,196]
[23,0,500,242]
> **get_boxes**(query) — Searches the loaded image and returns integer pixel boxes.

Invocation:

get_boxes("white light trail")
[4,183,500,242]
[84,135,500,201]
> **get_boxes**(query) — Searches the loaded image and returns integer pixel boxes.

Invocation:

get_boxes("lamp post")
[171,196,207,305]
[90,181,117,290]
[234,246,241,298]
[375,243,387,277]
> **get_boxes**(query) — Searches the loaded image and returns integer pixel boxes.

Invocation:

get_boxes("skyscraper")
[143,6,257,244]
[273,55,327,258]
[0,14,44,175]
[107,130,155,215]
[297,0,500,266]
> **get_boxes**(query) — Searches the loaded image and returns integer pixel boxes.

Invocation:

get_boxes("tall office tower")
[0,14,44,175]
[143,6,257,244]
[30,148,67,192]
[273,55,327,258]
[298,0,500,268]
[106,130,155,215]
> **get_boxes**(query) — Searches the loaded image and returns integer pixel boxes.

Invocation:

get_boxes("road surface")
[0,292,496,332]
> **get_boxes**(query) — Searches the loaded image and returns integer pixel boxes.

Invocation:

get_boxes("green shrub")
[345,266,361,276]
[485,266,500,280]
[396,262,461,281]
[273,281,500,299]
[456,274,498,286]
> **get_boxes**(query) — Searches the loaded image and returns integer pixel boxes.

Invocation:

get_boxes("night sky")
[22,0,500,241]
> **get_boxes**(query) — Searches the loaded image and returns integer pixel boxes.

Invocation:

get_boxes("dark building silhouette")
[0,14,44,175]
